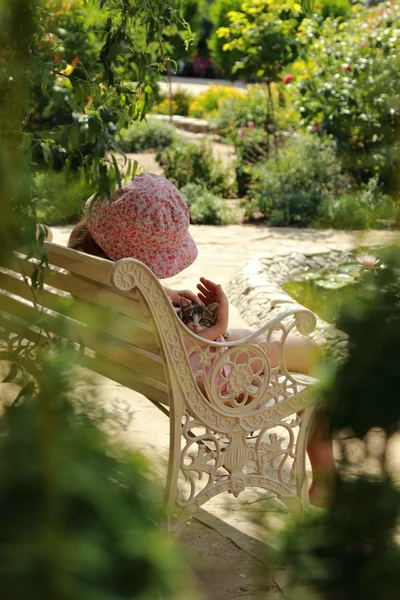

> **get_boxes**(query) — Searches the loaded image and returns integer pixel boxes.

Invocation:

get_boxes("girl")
[68,171,335,506]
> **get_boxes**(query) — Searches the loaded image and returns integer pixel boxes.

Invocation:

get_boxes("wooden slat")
[4,256,150,325]
[43,241,114,286]
[0,269,160,354]
[0,292,167,385]
[0,313,169,406]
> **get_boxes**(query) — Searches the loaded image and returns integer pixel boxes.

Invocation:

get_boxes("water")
[283,263,361,324]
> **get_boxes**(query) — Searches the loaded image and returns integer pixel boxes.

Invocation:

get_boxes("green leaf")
[12,381,36,406]
[3,363,19,383]
[111,154,122,190]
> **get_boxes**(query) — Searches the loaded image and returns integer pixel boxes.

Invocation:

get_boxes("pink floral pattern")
[85,172,198,279]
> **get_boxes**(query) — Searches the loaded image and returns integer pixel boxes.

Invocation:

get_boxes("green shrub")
[317,176,394,230]
[234,128,270,196]
[156,142,233,197]
[247,135,349,226]
[117,118,177,152]
[209,0,303,82]
[319,0,351,20]
[34,170,95,225]
[292,3,400,191]
[153,88,192,117]
[180,183,237,225]
[188,85,246,119]
[214,84,300,136]
[208,0,244,79]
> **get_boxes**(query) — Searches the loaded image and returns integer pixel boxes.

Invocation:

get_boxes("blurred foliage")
[33,170,95,225]
[0,346,193,600]
[156,141,233,197]
[181,182,237,224]
[282,246,400,600]
[188,84,246,119]
[319,0,352,19]
[208,0,244,79]
[117,118,178,152]
[291,3,400,191]
[153,87,192,116]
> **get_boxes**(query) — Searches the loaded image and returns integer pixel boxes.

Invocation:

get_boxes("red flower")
[283,74,293,84]
[312,124,320,132]
[344,64,352,72]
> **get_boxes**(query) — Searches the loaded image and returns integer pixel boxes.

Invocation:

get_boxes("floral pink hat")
[85,172,198,279]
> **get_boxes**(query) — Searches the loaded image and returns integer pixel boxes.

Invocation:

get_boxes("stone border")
[151,113,216,134]
[227,250,356,361]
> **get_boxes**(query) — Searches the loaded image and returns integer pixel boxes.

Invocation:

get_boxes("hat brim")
[106,230,198,279]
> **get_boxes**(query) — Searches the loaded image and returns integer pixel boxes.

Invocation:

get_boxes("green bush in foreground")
[117,118,177,153]
[282,247,400,600]
[156,142,233,198]
[0,347,193,600]
[181,183,237,225]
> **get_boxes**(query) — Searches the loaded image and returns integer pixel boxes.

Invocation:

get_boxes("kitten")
[178,298,231,338]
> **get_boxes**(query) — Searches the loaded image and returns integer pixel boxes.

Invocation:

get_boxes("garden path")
[51,223,399,600]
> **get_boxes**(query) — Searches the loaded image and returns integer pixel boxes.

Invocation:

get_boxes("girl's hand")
[197,277,227,307]
[197,277,229,336]
[164,287,202,307]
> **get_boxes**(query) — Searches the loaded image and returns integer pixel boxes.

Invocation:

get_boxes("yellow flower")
[60,64,74,76]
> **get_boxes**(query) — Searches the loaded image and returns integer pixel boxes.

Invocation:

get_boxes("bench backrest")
[0,240,169,406]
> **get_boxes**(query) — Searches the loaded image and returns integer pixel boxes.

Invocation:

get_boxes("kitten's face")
[179,300,219,333]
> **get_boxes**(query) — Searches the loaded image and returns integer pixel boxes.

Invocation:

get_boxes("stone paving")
[50,223,399,599]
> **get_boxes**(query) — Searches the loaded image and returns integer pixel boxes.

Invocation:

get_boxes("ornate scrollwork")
[110,259,138,291]
[295,309,317,336]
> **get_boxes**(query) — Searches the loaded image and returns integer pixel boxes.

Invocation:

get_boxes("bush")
[319,0,351,20]
[181,183,237,225]
[291,3,400,191]
[34,170,95,225]
[317,176,394,230]
[208,0,244,79]
[156,142,233,197]
[233,128,270,196]
[247,135,350,226]
[188,85,246,119]
[117,118,177,152]
[214,84,300,136]
[212,0,303,83]
[153,88,192,117]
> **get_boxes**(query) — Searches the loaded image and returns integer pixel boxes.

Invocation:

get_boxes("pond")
[283,262,361,325]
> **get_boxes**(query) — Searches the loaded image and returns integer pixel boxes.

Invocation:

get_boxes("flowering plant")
[291,3,400,190]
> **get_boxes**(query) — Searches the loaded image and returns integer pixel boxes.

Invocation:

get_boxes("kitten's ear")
[179,296,192,310]
[207,302,220,314]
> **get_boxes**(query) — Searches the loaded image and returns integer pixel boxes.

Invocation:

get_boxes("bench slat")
[0,292,167,385]
[0,269,159,354]
[6,254,150,325]
[43,242,114,286]
[0,313,169,406]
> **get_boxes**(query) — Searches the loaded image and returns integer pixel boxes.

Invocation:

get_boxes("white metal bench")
[0,227,319,525]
